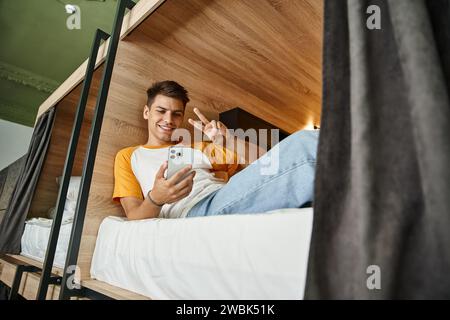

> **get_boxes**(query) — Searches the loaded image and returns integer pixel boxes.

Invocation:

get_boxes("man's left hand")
[188,108,231,143]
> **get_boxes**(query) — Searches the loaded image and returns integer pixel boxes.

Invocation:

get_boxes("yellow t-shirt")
[113,142,240,218]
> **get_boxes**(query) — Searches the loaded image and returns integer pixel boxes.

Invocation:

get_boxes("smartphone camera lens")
[170,155,175,159]
[171,149,176,154]
[177,152,182,156]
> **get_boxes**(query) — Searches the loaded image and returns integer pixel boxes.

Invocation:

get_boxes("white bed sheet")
[91,208,313,300]
[20,218,72,269]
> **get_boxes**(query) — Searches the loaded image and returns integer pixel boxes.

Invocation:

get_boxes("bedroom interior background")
[1,0,448,301]
[0,0,323,300]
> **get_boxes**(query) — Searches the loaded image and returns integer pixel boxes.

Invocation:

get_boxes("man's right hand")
[149,161,196,205]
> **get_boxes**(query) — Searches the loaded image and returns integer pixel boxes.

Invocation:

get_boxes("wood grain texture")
[28,68,103,218]
[8,254,64,276]
[82,279,151,300]
[0,258,60,300]
[75,0,323,282]
[135,0,323,132]
[35,0,166,121]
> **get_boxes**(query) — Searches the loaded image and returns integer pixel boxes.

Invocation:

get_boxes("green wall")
[0,0,122,126]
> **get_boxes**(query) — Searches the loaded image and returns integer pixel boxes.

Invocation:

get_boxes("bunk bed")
[0,0,322,300]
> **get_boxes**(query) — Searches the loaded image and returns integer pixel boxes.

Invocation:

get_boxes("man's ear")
[143,105,150,120]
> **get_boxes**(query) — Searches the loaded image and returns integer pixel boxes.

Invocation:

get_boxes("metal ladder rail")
[35,28,110,300]
[58,0,135,300]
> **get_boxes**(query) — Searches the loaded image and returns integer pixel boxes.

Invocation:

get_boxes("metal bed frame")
[6,0,143,300]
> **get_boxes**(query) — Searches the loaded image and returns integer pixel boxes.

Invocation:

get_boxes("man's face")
[143,94,185,144]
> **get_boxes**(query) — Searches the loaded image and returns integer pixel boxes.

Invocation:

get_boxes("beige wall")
[0,119,33,171]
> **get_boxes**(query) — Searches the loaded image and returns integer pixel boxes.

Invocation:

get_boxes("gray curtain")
[306,0,450,299]
[0,107,56,254]
[0,156,27,225]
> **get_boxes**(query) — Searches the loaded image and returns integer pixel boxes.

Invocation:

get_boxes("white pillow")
[46,176,81,220]
[56,176,81,202]
[47,206,75,220]
[67,176,81,202]
[64,199,77,213]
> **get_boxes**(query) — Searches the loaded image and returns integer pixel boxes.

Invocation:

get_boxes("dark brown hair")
[146,80,190,108]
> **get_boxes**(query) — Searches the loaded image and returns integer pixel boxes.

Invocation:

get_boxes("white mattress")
[91,208,314,300]
[20,218,73,269]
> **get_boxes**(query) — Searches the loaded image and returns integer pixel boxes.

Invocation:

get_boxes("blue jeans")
[186,130,319,217]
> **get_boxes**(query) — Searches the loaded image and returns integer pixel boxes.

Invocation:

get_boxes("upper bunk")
[36,0,322,132]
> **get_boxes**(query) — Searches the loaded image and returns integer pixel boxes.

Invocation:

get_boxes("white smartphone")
[166,146,194,181]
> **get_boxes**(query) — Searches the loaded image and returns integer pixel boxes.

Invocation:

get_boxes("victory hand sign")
[188,108,231,144]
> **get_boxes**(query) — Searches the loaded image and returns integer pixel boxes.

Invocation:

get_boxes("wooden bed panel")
[28,68,103,218]
[82,279,151,300]
[133,0,323,132]
[0,261,58,300]
[75,0,323,280]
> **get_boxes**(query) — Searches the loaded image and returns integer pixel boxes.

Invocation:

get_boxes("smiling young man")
[113,80,241,220]
[113,80,319,220]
